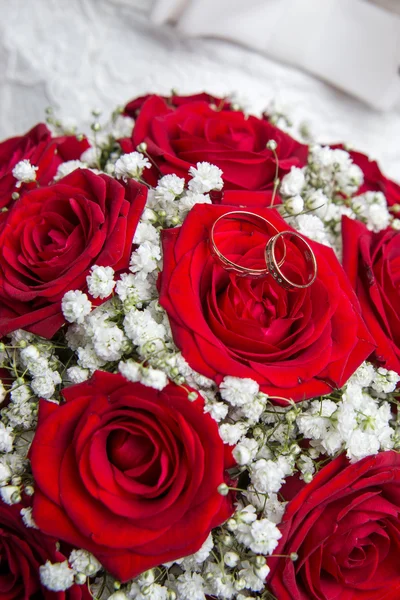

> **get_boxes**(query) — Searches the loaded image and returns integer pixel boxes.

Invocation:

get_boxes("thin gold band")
[210,211,285,277]
[265,230,317,290]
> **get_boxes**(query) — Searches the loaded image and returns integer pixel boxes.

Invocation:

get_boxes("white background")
[1,0,400,181]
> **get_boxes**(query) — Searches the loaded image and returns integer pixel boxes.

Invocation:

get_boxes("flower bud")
[255,555,266,567]
[137,142,148,153]
[220,533,233,546]
[75,573,87,585]
[266,140,277,151]
[167,591,177,600]
[284,195,304,215]
[226,518,237,531]
[303,472,313,483]
[234,578,246,591]
[224,551,239,567]
[217,483,230,496]
[108,593,128,600]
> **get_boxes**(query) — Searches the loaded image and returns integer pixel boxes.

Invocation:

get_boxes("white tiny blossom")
[205,563,235,599]
[348,362,375,388]
[93,326,127,362]
[119,359,141,382]
[284,195,304,215]
[114,152,151,181]
[176,572,206,600]
[367,203,391,232]
[140,367,168,391]
[280,167,305,197]
[0,423,14,453]
[249,519,282,555]
[86,266,115,299]
[80,146,101,166]
[239,560,270,592]
[251,459,286,494]
[68,549,101,575]
[233,438,259,465]
[116,272,152,307]
[0,462,11,485]
[123,308,166,348]
[112,114,135,139]
[39,561,75,592]
[295,214,330,246]
[62,290,92,324]
[133,222,160,245]
[31,373,57,399]
[372,367,400,394]
[77,344,107,371]
[12,159,38,186]
[65,366,90,384]
[203,399,229,422]
[0,382,6,405]
[219,422,248,445]
[191,533,214,564]
[130,241,161,274]
[0,485,21,505]
[54,160,86,181]
[155,174,185,202]
[188,162,223,194]
[21,507,38,529]
[178,192,212,217]
[220,377,259,407]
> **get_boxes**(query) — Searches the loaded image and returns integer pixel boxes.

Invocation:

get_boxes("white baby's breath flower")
[284,195,304,215]
[54,160,86,181]
[39,561,75,592]
[155,174,185,202]
[68,549,101,575]
[86,266,115,299]
[130,241,161,274]
[280,167,305,197]
[220,376,259,407]
[62,290,92,324]
[12,159,38,186]
[114,152,150,181]
[188,162,223,194]
[140,367,168,391]
[0,423,14,453]
[133,222,160,245]
[111,114,135,139]
[21,507,38,529]
[65,366,90,384]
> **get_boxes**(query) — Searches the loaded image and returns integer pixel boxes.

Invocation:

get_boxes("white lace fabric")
[0,0,400,181]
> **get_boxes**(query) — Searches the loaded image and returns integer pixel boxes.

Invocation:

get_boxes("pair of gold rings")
[210,211,317,291]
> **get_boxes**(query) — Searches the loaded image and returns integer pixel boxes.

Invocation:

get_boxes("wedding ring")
[265,231,317,290]
[210,211,286,277]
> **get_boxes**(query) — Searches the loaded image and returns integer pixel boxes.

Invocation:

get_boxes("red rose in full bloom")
[124,92,231,117]
[268,452,400,600]
[332,145,400,207]
[0,123,89,210]
[342,216,400,374]
[158,204,374,402]
[0,169,147,338]
[121,95,308,190]
[30,371,234,582]
[0,500,90,599]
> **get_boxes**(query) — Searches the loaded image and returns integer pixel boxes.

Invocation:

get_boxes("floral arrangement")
[0,91,400,600]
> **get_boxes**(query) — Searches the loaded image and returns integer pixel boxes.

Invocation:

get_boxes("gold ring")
[265,230,317,290]
[210,211,286,277]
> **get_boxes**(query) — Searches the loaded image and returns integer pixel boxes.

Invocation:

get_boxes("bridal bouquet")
[1,91,400,600]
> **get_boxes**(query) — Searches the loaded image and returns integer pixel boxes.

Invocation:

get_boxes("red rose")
[268,452,400,600]
[121,95,307,190]
[30,371,234,582]
[342,216,400,374]
[124,92,231,117]
[332,145,400,207]
[158,204,374,402]
[0,500,89,599]
[0,124,89,210]
[0,169,147,338]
